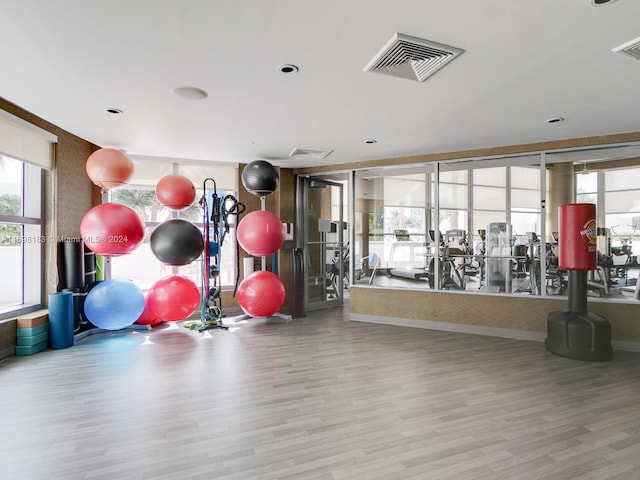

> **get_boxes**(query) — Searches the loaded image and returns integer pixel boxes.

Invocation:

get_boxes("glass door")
[299,176,346,311]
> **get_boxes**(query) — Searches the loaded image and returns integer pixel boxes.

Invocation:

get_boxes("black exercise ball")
[241,160,279,197]
[150,219,204,266]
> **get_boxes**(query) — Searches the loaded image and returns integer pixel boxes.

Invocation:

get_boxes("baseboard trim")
[349,313,640,352]
[611,339,640,352]
[0,345,15,361]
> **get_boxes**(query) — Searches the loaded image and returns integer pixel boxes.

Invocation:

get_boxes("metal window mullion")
[0,215,40,224]
[540,152,547,297]
[349,170,356,287]
[468,168,473,236]
[434,162,440,290]
[506,166,512,225]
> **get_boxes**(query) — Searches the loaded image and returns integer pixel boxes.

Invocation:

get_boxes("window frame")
[0,157,44,318]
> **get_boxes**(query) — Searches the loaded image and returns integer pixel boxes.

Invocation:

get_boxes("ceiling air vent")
[364,33,464,82]
[289,147,334,159]
[613,36,640,62]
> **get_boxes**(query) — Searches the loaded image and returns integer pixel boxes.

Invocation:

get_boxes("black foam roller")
[59,238,85,290]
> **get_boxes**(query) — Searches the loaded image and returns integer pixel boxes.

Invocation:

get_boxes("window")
[0,155,43,313]
[354,169,433,276]
[0,110,55,317]
[472,166,506,244]
[510,165,541,236]
[439,169,468,234]
[576,170,597,205]
[604,167,640,253]
[110,160,238,290]
[576,166,640,256]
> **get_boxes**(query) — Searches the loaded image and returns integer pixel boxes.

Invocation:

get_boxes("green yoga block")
[15,341,48,356]
[16,331,49,346]
[16,323,49,337]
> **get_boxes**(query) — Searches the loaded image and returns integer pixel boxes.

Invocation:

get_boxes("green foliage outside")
[111,186,204,241]
[0,194,21,245]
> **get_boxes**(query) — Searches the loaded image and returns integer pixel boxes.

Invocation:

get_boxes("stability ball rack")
[183,178,244,332]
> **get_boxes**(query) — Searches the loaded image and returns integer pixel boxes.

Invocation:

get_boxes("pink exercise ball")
[147,275,200,322]
[85,148,134,189]
[236,270,285,317]
[80,203,144,256]
[156,174,196,211]
[236,210,285,256]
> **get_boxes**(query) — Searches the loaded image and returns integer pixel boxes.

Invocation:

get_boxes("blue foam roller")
[48,291,74,349]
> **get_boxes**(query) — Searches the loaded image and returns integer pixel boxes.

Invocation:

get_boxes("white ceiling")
[2,0,640,169]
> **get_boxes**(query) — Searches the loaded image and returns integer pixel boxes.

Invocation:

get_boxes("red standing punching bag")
[558,203,597,271]
[546,202,612,362]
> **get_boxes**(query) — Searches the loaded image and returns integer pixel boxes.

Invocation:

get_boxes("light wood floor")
[2,306,640,480]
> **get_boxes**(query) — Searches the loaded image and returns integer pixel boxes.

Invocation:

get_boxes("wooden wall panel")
[350,286,640,342]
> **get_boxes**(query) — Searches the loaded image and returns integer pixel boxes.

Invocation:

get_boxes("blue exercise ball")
[84,279,145,330]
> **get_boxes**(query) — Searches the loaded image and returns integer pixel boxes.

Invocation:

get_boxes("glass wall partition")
[602,167,640,294]
[353,167,433,287]
[350,144,640,303]
[437,156,543,294]
[353,156,545,295]
[562,146,640,300]
[541,146,640,300]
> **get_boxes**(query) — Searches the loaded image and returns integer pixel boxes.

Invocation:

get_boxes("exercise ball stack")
[237,160,286,317]
[143,173,203,321]
[151,175,202,268]
[81,149,147,331]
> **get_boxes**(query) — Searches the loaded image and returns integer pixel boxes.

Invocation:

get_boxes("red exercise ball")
[236,270,285,317]
[156,174,196,211]
[236,210,285,256]
[147,275,201,322]
[80,203,144,256]
[85,148,134,189]
[135,297,162,326]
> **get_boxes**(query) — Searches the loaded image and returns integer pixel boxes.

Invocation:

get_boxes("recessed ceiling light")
[592,0,617,5]
[546,117,565,124]
[106,108,123,114]
[172,86,208,100]
[364,139,378,144]
[279,64,299,74]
